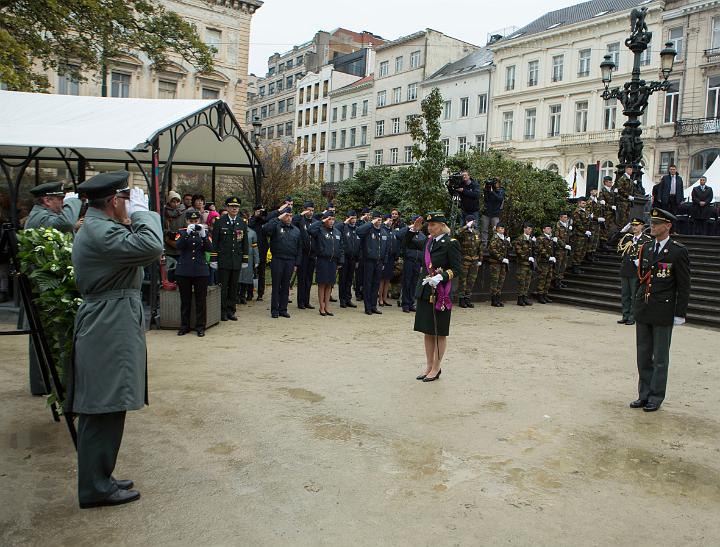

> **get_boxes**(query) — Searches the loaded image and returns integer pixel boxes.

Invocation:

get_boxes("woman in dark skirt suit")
[309,211,344,316]
[378,214,399,306]
[404,212,462,382]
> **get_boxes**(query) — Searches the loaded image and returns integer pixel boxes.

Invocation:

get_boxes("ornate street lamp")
[601,7,676,188]
[251,116,262,206]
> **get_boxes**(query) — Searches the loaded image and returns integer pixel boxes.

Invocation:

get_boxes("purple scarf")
[425,237,452,311]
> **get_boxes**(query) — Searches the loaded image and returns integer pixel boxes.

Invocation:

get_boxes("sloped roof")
[501,0,654,42]
[425,48,493,82]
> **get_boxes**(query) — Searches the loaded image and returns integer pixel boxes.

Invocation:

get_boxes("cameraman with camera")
[481,178,505,248]
[448,170,480,222]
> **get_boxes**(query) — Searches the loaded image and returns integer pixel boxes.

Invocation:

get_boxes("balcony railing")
[675,117,720,136]
[704,47,720,59]
[559,129,621,145]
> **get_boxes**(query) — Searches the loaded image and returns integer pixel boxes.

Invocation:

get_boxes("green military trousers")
[515,264,532,297]
[489,263,506,296]
[458,259,479,299]
[77,411,127,504]
[635,322,673,406]
[620,276,639,322]
[536,263,553,295]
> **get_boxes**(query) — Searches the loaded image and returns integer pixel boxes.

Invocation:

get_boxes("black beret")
[371,211,383,219]
[346,209,357,217]
[361,207,370,214]
[303,200,315,208]
[602,176,613,182]
[542,222,553,229]
[77,170,130,199]
[465,214,477,222]
[495,222,505,229]
[280,206,292,215]
[322,211,335,219]
[29,181,66,197]
[523,221,534,228]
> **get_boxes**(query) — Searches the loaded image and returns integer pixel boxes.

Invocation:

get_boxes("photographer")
[481,178,505,248]
[450,170,480,220]
[176,211,212,337]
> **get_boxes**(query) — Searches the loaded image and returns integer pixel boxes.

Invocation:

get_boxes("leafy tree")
[335,166,393,213]
[406,87,450,213]
[448,149,568,237]
[0,0,213,93]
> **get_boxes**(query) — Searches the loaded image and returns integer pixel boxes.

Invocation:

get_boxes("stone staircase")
[550,235,720,328]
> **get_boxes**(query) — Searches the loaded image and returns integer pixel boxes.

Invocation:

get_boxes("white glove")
[629,196,635,201]
[621,223,631,233]
[63,192,79,204]
[598,217,605,223]
[549,256,557,263]
[528,257,535,263]
[209,261,218,270]
[428,273,443,287]
[187,223,196,232]
[633,259,639,267]
[128,188,149,216]
[242,263,249,269]
[502,258,509,265]
[585,231,592,237]
[590,214,594,219]
[422,276,431,286]
[466,220,475,228]
[673,316,686,326]
[569,226,573,231]
[552,237,558,243]
[614,188,618,193]
[476,261,482,267]
[199,227,207,237]
[611,205,617,211]
[600,200,606,205]
[565,245,571,251]
[531,237,536,242]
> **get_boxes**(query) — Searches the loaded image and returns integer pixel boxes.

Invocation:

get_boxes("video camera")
[446,172,464,196]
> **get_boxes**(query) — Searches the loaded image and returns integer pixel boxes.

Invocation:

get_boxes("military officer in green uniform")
[570,197,592,274]
[599,176,617,250]
[553,212,572,288]
[513,222,535,307]
[455,214,482,308]
[535,222,557,304]
[212,196,249,321]
[616,165,636,228]
[488,223,510,307]
[586,188,602,261]
[612,217,651,325]
[24,182,82,395]
[67,170,163,508]
[631,208,690,412]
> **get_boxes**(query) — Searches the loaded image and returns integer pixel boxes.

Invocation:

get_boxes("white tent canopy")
[688,154,720,200]
[0,91,257,176]
[564,166,587,198]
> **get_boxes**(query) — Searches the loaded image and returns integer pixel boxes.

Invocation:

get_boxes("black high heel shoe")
[319,311,327,316]
[422,369,442,382]
[416,373,428,380]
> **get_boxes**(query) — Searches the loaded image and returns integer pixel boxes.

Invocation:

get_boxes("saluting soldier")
[294,201,316,310]
[379,214,398,307]
[337,210,360,308]
[535,222,557,304]
[308,211,344,316]
[512,222,535,307]
[587,188,602,262]
[356,211,388,315]
[570,197,592,274]
[616,165,636,227]
[212,197,248,321]
[631,208,690,412]
[24,182,83,395]
[397,215,426,313]
[613,217,651,326]
[456,214,483,308]
[599,176,617,250]
[263,206,302,318]
[488,223,510,307]
[67,171,163,508]
[553,212,572,288]
[175,211,212,337]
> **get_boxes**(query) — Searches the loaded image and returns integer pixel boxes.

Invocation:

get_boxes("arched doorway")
[691,148,720,181]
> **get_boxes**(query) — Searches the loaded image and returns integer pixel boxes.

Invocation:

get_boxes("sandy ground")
[1,294,719,547]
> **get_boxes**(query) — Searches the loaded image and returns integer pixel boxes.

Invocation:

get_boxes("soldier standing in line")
[587,188,603,262]
[612,217,651,325]
[455,214,483,308]
[553,212,573,288]
[378,214,399,307]
[599,176,618,250]
[631,208,690,412]
[570,197,592,274]
[354,207,371,302]
[294,200,316,310]
[512,222,535,307]
[488,223,510,307]
[263,207,302,318]
[397,215,426,313]
[175,211,212,337]
[337,210,360,308]
[212,197,248,321]
[535,222,557,304]
[24,182,82,395]
[616,165,636,227]
[67,171,163,508]
[356,211,387,315]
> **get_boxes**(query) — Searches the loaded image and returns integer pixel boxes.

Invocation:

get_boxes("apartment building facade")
[372,29,479,168]
[489,0,665,189]
[48,0,262,122]
[657,0,720,183]
[421,48,494,159]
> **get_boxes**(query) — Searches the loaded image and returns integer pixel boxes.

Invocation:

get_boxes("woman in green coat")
[404,212,462,383]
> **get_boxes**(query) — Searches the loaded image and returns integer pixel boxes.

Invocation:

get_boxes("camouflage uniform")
[599,185,617,247]
[616,174,635,227]
[535,233,556,296]
[571,206,591,267]
[554,220,572,284]
[512,234,534,298]
[456,225,483,300]
[488,233,510,296]
[587,197,602,255]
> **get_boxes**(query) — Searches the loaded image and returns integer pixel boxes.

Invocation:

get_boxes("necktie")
[654,242,661,260]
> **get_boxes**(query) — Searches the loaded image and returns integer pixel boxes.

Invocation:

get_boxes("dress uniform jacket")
[633,238,691,326]
[25,199,82,232]
[175,227,212,277]
[239,227,260,285]
[66,208,163,414]
[212,215,248,269]
[615,232,651,277]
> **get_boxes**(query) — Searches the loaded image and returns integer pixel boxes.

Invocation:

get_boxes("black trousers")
[296,254,315,308]
[217,268,240,317]
[256,252,267,297]
[339,257,357,305]
[693,218,708,235]
[77,411,126,504]
[355,258,364,299]
[176,275,208,329]
[271,258,294,314]
[636,322,673,406]
[401,258,421,310]
[362,259,381,312]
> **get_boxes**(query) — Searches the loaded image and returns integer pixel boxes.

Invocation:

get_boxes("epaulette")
[671,240,685,247]
[450,238,457,242]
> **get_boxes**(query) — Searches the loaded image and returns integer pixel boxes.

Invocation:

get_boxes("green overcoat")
[65,208,163,414]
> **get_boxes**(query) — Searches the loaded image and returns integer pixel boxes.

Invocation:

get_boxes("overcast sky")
[248,0,576,75]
